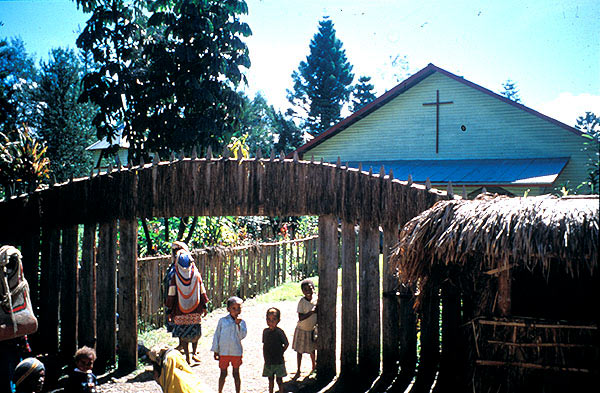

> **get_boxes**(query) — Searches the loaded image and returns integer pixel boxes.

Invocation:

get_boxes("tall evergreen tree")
[350,75,377,112]
[36,48,96,182]
[287,18,354,136]
[500,79,522,103]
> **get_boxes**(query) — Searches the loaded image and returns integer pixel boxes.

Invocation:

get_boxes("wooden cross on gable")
[423,90,453,153]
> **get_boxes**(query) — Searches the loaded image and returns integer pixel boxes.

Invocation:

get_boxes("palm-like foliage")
[0,126,49,197]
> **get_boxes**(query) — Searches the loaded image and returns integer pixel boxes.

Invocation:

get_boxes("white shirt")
[211,314,247,356]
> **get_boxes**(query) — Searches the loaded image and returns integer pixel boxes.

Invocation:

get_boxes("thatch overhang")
[391,193,598,303]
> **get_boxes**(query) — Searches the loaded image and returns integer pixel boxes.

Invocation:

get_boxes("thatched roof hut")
[390,194,599,392]
[391,193,598,312]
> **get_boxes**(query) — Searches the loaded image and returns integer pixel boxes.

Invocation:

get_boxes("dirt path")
[98,296,341,393]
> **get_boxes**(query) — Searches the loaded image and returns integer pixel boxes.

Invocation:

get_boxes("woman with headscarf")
[12,357,44,393]
[166,245,209,364]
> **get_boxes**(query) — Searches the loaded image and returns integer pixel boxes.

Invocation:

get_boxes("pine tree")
[287,18,354,136]
[500,79,522,103]
[351,76,377,112]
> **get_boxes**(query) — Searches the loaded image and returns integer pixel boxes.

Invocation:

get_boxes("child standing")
[211,296,247,393]
[292,279,317,379]
[262,307,289,393]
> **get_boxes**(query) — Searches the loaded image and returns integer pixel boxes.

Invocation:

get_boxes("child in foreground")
[65,346,97,393]
[262,307,289,393]
[292,279,317,379]
[211,296,247,393]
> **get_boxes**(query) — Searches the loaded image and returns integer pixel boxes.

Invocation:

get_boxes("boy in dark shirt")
[262,307,289,393]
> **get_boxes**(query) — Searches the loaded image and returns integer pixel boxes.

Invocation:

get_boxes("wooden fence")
[138,236,318,328]
[0,154,449,391]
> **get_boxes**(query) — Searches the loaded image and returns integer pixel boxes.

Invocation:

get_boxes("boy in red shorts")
[211,296,247,393]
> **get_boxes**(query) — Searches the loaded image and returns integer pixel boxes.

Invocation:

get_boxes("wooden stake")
[117,219,138,371]
[340,221,357,377]
[59,225,78,361]
[358,221,381,382]
[317,215,338,381]
[96,220,118,372]
[78,223,97,348]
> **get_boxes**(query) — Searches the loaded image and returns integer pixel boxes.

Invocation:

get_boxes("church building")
[294,64,590,197]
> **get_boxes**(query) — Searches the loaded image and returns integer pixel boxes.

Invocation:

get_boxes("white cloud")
[536,93,600,127]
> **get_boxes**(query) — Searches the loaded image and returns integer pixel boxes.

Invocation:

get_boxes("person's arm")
[165,276,177,310]
[211,319,222,358]
[281,330,289,352]
[238,319,248,340]
[298,309,316,321]
[198,271,209,317]
[297,298,316,321]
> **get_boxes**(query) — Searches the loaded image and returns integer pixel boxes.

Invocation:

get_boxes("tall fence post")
[382,222,400,374]
[96,220,117,372]
[340,221,357,379]
[118,219,138,371]
[60,225,78,361]
[317,215,338,381]
[359,220,381,385]
[38,225,61,361]
[78,223,96,348]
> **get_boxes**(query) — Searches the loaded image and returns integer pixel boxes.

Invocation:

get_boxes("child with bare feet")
[292,279,317,379]
[262,307,289,393]
[211,296,247,393]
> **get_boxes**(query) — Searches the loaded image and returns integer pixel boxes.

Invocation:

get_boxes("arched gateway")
[0,154,449,390]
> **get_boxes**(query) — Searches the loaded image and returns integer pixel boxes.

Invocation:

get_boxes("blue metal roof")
[344,157,570,185]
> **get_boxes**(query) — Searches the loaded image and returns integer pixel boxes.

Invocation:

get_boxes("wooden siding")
[305,72,589,195]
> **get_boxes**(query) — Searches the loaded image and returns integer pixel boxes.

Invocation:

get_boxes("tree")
[36,48,97,182]
[75,0,252,162]
[271,111,303,155]
[500,79,522,103]
[236,93,275,156]
[287,18,354,136]
[0,38,40,133]
[575,111,599,192]
[350,75,377,112]
[235,92,303,156]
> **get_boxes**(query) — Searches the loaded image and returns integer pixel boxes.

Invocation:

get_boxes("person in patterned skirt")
[166,247,209,364]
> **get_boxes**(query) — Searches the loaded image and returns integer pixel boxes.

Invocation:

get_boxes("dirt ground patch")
[98,296,341,393]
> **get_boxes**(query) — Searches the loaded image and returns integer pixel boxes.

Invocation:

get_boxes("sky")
[0,0,599,127]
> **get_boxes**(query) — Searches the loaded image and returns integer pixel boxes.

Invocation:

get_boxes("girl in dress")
[291,279,317,379]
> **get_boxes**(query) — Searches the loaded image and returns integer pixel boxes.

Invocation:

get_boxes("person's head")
[266,307,281,330]
[300,279,315,300]
[175,250,193,268]
[74,346,96,372]
[227,296,243,318]
[13,358,45,393]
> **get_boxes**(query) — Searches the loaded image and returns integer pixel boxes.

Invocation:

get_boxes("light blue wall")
[305,72,590,195]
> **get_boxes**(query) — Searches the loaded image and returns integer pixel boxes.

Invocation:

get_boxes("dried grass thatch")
[391,194,598,285]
